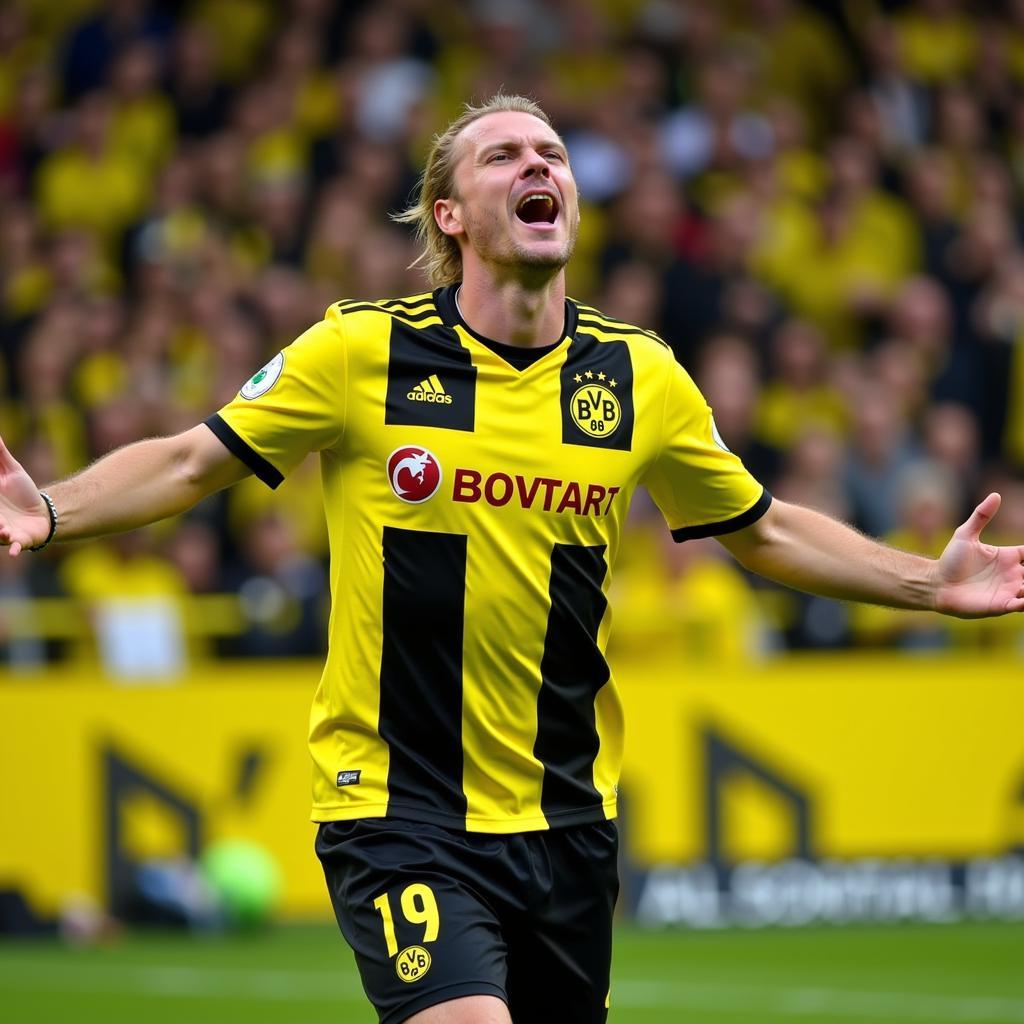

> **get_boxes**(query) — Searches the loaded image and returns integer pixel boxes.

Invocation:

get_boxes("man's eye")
[545,152,564,161]
[489,153,510,162]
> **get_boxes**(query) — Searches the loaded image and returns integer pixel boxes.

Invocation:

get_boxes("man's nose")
[520,149,550,176]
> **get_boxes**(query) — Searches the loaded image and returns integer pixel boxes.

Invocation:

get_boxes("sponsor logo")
[336,770,361,787]
[569,372,620,438]
[387,446,442,503]
[452,468,620,517]
[396,945,431,983]
[407,375,452,404]
[240,352,285,400]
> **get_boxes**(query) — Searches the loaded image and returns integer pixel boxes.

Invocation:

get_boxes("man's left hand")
[934,493,1024,618]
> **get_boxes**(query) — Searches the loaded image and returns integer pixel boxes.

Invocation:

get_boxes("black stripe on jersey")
[577,316,666,345]
[670,487,773,541]
[379,295,433,312]
[338,302,441,324]
[560,334,635,451]
[575,303,665,337]
[204,413,284,488]
[379,527,469,826]
[535,543,610,824]
[576,304,660,333]
[386,321,477,431]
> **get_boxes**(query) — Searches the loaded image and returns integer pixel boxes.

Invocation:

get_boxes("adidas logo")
[407,375,453,404]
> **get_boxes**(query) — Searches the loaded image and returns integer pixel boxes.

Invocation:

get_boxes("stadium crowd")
[2,0,1024,666]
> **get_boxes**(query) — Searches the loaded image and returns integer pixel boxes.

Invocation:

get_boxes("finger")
[956,492,1001,541]
[0,434,18,470]
[8,541,21,557]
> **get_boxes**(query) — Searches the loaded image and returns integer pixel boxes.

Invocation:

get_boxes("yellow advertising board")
[1,655,1022,924]
[0,663,327,919]
[617,653,1024,864]
[615,652,1024,926]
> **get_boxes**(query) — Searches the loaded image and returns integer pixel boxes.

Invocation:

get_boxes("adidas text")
[407,375,453,404]
[407,390,452,404]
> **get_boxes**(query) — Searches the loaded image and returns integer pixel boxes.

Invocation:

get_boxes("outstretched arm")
[718,493,1024,619]
[0,424,251,556]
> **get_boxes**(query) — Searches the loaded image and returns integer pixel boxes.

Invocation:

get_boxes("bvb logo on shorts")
[571,377,621,438]
[395,945,432,983]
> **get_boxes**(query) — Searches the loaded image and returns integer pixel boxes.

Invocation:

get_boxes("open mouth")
[515,192,559,225]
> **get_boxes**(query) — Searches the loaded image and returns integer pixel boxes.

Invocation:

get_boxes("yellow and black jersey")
[207,286,770,833]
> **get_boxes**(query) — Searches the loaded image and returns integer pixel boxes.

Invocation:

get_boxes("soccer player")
[1,95,1023,1024]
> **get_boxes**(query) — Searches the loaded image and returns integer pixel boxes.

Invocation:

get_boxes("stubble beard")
[465,207,579,279]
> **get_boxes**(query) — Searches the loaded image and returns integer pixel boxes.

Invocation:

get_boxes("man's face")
[437,111,580,280]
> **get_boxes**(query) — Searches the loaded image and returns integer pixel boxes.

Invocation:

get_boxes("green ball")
[200,839,282,927]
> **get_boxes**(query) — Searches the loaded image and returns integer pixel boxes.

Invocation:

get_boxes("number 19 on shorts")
[373,883,439,983]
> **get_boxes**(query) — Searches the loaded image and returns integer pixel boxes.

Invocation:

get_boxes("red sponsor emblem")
[387,446,442,503]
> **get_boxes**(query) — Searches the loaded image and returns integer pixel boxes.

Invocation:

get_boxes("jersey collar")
[434,284,578,350]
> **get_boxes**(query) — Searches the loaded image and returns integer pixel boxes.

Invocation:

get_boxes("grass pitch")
[1,920,1023,1023]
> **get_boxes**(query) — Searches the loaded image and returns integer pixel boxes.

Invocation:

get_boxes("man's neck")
[456,272,567,349]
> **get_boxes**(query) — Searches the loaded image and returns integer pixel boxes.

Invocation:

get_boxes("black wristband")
[28,490,58,552]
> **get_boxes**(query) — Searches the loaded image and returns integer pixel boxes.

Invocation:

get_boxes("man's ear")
[434,197,463,238]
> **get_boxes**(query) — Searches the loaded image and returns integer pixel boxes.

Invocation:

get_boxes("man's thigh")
[406,995,511,1023]
[316,818,511,1024]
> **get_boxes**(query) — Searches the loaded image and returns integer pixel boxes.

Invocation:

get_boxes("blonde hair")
[393,94,553,287]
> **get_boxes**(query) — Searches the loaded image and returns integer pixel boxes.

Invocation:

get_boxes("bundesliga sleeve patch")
[241,352,285,399]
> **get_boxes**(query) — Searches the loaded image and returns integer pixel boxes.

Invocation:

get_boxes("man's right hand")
[0,437,51,557]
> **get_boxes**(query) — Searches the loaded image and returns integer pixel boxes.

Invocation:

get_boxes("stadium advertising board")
[0,665,330,919]
[617,654,1024,927]
[0,656,1022,925]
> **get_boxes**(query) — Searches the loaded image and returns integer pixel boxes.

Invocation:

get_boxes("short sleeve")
[205,306,347,489]
[643,359,771,541]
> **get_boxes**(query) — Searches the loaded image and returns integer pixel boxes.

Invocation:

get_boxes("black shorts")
[315,816,619,1024]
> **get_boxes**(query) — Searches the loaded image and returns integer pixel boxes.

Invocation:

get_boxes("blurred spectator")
[774,136,920,349]
[769,424,853,649]
[902,150,960,284]
[934,85,989,218]
[165,519,226,596]
[167,22,232,140]
[861,17,929,155]
[0,66,60,196]
[35,92,149,249]
[224,512,328,658]
[843,382,920,538]
[659,189,775,363]
[696,332,780,488]
[340,3,435,145]
[107,40,175,175]
[892,0,977,86]
[60,530,191,678]
[851,460,965,650]
[0,551,50,670]
[729,0,853,141]
[754,318,847,452]
[61,0,174,102]
[190,0,276,84]
[660,48,772,182]
[888,276,987,426]
[611,526,772,662]
[919,402,981,518]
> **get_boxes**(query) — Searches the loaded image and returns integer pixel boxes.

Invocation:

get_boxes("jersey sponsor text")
[453,467,620,516]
